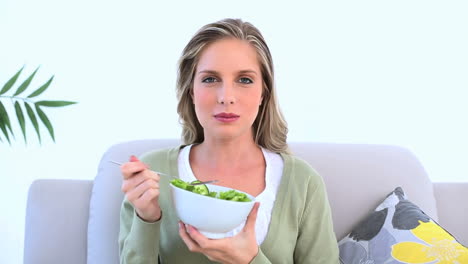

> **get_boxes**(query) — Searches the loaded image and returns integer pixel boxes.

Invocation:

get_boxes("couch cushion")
[24,180,93,264]
[338,187,468,263]
[288,142,438,240]
[87,139,180,264]
[433,182,468,246]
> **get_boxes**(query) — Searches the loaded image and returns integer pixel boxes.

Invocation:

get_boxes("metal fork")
[109,160,218,185]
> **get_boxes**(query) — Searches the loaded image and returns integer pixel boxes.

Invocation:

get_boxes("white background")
[1,0,467,263]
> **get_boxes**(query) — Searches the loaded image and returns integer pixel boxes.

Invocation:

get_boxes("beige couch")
[24,139,468,263]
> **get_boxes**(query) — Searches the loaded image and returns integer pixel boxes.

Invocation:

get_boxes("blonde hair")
[176,18,289,153]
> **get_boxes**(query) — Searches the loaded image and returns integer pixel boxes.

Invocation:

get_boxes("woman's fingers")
[179,222,202,253]
[121,162,147,179]
[128,176,161,222]
[121,155,151,180]
[121,171,160,193]
[133,186,160,209]
[119,155,162,222]
[121,174,145,193]
[178,219,260,264]
[126,178,159,201]
[243,202,260,234]
[186,225,215,249]
[129,155,139,162]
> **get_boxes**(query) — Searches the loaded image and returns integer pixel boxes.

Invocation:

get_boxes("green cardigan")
[119,146,339,263]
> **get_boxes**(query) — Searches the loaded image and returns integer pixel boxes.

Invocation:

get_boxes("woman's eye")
[202,77,217,83]
[239,77,253,84]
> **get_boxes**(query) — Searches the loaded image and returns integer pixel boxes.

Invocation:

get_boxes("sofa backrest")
[87,139,438,264]
[288,142,438,240]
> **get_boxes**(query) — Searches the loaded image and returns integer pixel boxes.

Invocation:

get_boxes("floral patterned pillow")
[338,187,468,264]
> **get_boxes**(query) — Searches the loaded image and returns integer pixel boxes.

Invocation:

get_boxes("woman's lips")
[214,113,240,123]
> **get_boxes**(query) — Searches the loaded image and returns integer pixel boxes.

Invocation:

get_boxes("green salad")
[171,179,252,202]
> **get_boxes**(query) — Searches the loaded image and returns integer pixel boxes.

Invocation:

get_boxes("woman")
[119,18,339,263]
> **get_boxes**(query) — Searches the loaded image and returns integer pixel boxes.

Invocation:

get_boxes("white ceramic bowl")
[170,183,255,239]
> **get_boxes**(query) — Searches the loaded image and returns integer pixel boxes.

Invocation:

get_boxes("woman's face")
[192,38,263,141]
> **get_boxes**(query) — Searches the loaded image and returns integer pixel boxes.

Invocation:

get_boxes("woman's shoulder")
[280,153,320,177]
[139,145,182,167]
[280,152,325,188]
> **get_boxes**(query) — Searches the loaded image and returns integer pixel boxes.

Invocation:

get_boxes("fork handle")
[151,170,177,179]
[108,160,216,184]
[109,160,176,178]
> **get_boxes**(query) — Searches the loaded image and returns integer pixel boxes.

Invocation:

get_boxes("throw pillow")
[338,187,468,264]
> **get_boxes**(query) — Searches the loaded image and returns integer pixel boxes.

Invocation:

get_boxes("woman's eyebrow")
[197,69,258,76]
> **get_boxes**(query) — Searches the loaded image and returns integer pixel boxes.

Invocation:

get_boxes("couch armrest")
[433,182,468,246]
[24,179,93,264]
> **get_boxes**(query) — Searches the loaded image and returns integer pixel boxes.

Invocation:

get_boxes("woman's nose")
[217,82,236,105]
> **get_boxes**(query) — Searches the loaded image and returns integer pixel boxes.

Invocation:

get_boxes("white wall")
[1,0,467,262]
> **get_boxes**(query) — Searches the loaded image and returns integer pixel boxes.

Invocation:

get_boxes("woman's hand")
[120,155,162,222]
[179,202,260,264]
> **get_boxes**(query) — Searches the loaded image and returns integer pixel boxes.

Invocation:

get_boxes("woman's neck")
[191,136,262,170]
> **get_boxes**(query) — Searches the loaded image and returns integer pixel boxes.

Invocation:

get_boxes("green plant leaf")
[0,110,11,145]
[27,75,54,98]
[24,102,41,144]
[0,102,15,139]
[35,105,55,142]
[35,100,77,107]
[15,101,27,144]
[0,66,24,95]
[13,67,39,96]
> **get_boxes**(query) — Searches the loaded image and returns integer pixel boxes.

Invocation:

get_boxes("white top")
[177,144,284,244]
